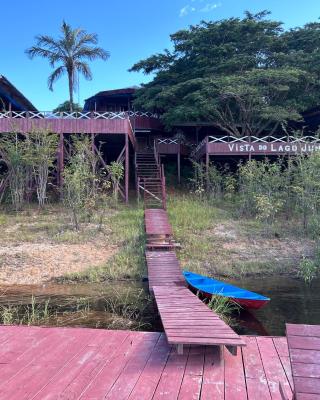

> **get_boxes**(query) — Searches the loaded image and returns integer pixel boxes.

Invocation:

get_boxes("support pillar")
[177,151,181,184]
[205,137,209,189]
[58,133,64,195]
[125,133,129,204]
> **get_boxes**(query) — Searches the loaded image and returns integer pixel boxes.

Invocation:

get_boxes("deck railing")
[0,110,159,120]
[191,134,320,160]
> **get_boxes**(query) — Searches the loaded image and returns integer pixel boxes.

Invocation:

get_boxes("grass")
[167,193,314,279]
[61,203,146,282]
[0,287,154,331]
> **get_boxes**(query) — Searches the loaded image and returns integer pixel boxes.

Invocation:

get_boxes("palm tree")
[26,21,109,112]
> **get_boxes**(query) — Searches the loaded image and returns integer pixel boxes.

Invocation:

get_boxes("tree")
[26,21,109,112]
[53,101,82,113]
[130,11,320,135]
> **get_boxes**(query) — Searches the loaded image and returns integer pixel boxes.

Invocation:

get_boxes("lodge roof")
[0,75,37,112]
[85,87,139,102]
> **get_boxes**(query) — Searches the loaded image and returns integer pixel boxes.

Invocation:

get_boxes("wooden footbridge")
[144,207,245,355]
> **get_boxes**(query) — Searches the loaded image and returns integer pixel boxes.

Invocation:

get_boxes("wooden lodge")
[1,82,320,203]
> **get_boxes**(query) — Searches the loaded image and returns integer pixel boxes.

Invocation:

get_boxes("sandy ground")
[0,242,117,285]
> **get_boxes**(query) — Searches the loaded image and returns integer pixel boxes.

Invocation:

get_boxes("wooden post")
[58,133,64,195]
[177,344,184,355]
[91,133,95,153]
[177,151,181,184]
[205,137,209,189]
[125,133,129,204]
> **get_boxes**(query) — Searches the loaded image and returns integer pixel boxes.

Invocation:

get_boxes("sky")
[1,0,320,110]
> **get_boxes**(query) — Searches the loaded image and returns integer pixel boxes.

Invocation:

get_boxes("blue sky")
[1,0,320,110]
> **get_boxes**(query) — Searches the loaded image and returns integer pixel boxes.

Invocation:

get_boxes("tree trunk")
[68,71,74,112]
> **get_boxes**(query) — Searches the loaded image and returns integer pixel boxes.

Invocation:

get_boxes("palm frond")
[48,66,66,91]
[75,62,93,80]
[74,46,110,61]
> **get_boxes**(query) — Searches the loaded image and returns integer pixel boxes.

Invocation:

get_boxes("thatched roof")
[0,75,37,111]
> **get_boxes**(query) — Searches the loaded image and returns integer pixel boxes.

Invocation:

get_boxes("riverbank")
[168,194,315,279]
[0,194,315,285]
[0,204,143,285]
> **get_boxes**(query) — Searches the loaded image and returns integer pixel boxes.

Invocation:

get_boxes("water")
[229,276,320,336]
[0,276,319,336]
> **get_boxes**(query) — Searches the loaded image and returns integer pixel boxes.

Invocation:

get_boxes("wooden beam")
[58,133,64,194]
[177,151,181,184]
[125,133,129,204]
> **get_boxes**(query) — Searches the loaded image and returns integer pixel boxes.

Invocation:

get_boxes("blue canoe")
[183,271,270,310]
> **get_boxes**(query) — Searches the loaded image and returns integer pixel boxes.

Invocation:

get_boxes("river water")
[0,276,319,336]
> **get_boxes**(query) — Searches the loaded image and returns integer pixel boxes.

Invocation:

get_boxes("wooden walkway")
[144,208,244,356]
[153,286,246,354]
[0,325,293,400]
[145,251,185,292]
[286,323,320,399]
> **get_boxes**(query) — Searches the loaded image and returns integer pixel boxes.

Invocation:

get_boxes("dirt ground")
[0,207,118,285]
[0,242,117,284]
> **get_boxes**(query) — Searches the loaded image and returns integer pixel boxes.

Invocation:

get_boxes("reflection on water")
[0,276,319,336]
[0,281,160,331]
[228,276,320,336]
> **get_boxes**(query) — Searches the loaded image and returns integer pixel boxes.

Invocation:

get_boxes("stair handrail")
[161,164,167,210]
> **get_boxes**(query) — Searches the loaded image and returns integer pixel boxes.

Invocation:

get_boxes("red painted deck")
[145,251,185,292]
[0,325,293,399]
[286,323,320,400]
[145,209,173,237]
[153,286,245,350]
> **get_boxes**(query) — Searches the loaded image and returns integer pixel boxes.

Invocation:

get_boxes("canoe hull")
[189,284,269,310]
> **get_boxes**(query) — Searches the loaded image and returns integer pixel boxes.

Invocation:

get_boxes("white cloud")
[179,5,196,17]
[200,2,222,12]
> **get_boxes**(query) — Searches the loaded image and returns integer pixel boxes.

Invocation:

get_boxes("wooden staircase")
[136,150,166,209]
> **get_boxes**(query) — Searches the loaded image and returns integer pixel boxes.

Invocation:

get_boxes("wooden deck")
[145,251,185,292]
[286,323,320,399]
[145,209,173,237]
[153,286,245,354]
[0,325,293,399]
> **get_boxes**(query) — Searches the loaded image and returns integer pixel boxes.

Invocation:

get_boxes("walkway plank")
[145,209,173,236]
[153,286,245,351]
[146,251,185,292]
[286,323,320,400]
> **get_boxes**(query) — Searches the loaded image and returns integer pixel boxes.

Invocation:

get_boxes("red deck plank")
[200,346,224,399]
[224,345,247,400]
[257,336,293,400]
[178,346,205,400]
[286,323,320,399]
[152,347,190,399]
[242,336,272,400]
[128,334,171,400]
[0,326,296,399]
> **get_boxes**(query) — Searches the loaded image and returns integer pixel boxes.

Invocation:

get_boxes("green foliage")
[207,295,240,325]
[298,257,319,283]
[26,129,59,207]
[291,152,320,234]
[26,21,109,111]
[107,161,124,204]
[63,136,109,229]
[238,160,284,222]
[131,12,320,134]
[0,134,30,210]
[53,101,82,112]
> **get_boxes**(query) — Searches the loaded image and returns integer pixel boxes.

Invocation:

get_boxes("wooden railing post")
[161,164,167,210]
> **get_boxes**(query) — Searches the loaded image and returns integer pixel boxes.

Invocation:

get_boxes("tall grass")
[207,295,240,326]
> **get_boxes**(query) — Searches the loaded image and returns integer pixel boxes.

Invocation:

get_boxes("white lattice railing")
[157,138,179,145]
[190,135,320,159]
[0,110,159,120]
[207,135,320,144]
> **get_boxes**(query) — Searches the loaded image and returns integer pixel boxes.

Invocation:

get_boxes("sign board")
[207,141,320,155]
